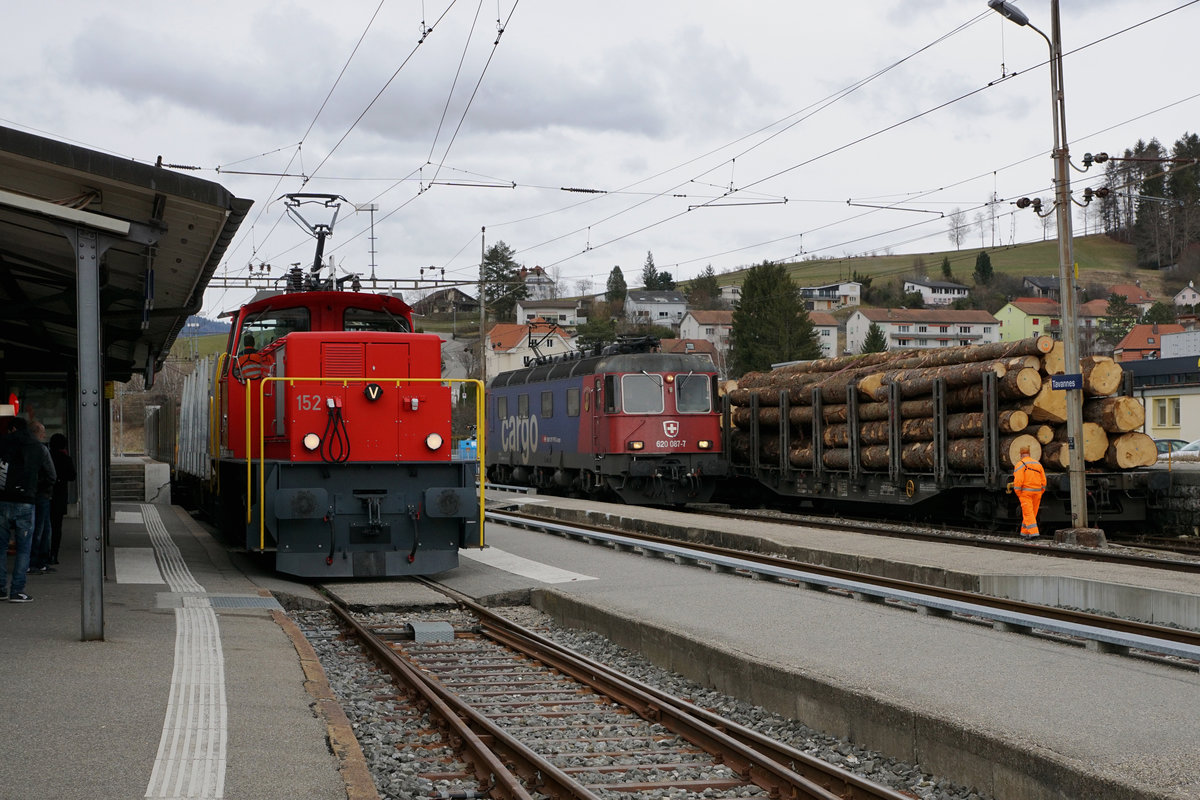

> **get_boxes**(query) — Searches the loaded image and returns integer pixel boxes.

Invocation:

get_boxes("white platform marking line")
[142,505,226,799]
[115,547,166,584]
[460,546,596,583]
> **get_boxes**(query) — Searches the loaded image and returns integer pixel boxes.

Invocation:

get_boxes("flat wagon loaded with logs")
[721,335,1166,529]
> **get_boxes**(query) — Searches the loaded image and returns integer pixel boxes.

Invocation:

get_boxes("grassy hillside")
[711,234,1168,300]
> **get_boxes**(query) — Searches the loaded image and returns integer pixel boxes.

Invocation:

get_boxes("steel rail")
[329,603,596,800]
[690,505,1200,573]
[429,579,913,800]
[488,510,1200,662]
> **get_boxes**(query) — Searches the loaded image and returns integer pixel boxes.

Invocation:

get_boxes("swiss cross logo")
[663,420,679,438]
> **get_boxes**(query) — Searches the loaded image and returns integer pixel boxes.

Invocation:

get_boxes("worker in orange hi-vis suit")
[1009,444,1047,539]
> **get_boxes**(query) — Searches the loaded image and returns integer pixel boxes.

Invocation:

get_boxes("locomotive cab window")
[344,307,411,333]
[621,373,664,414]
[566,388,580,417]
[540,391,553,418]
[604,376,617,413]
[496,396,508,419]
[237,307,311,353]
[518,394,529,419]
[676,374,712,413]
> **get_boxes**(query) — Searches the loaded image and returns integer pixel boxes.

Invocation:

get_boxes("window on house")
[1032,319,1040,325]
[959,327,970,334]
[705,327,714,335]
[897,325,910,333]
[1148,337,1155,344]
[918,326,927,332]
[821,329,830,336]
[939,326,949,333]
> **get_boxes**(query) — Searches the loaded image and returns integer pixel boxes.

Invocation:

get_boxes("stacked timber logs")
[728,335,1157,473]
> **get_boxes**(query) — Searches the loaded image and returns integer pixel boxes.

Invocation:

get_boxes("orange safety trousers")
[1017,489,1042,536]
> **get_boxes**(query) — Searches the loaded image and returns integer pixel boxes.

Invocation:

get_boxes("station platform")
[413,492,1200,800]
[0,503,371,800]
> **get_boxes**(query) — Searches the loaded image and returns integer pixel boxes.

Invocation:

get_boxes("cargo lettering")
[499,415,540,456]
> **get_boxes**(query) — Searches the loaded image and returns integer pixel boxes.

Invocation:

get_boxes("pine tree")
[641,251,659,289]
[605,266,627,307]
[1099,293,1140,345]
[973,251,994,285]
[860,322,888,353]
[685,265,723,309]
[941,256,953,281]
[729,261,821,377]
[482,241,527,322]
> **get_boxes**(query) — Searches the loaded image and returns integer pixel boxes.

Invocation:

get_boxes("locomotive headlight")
[698,439,712,450]
[425,432,444,451]
[302,432,321,451]
[627,440,644,451]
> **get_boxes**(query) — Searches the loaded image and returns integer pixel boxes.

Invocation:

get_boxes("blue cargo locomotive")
[485,337,727,504]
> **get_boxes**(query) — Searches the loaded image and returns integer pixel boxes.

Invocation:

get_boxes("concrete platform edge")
[274,610,381,800]
[530,589,1171,800]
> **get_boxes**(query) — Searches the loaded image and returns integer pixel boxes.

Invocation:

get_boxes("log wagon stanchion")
[721,336,1162,532]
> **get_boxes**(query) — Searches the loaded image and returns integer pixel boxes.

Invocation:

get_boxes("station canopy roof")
[0,125,252,384]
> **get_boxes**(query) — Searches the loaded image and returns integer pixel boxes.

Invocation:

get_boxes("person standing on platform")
[0,417,46,603]
[47,433,75,566]
[28,421,56,574]
[1010,443,1046,540]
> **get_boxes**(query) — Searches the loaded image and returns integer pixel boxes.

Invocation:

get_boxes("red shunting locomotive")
[176,195,479,578]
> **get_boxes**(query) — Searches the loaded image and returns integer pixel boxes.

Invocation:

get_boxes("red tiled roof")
[488,322,567,351]
[660,338,717,356]
[857,308,998,323]
[1114,323,1185,353]
[1108,283,1153,303]
[1009,298,1061,315]
[809,311,838,327]
[1078,299,1108,318]
[686,310,733,325]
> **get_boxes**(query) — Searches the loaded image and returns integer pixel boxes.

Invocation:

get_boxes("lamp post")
[988,0,1091,532]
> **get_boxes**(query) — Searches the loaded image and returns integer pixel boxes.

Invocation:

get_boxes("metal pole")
[1048,0,1087,529]
[479,226,487,387]
[68,227,107,641]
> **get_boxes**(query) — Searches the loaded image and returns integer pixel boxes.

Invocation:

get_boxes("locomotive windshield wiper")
[641,370,664,386]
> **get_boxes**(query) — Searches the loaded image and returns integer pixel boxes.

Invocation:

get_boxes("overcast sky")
[5,1,1199,317]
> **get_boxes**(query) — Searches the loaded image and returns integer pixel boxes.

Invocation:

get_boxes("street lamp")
[988,0,1093,533]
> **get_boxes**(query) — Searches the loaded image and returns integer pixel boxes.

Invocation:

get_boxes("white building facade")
[845,308,1000,354]
[901,278,970,306]
[624,290,688,328]
[800,281,861,310]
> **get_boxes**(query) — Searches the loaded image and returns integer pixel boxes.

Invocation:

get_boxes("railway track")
[488,509,1200,667]
[684,503,1200,572]
[326,596,911,800]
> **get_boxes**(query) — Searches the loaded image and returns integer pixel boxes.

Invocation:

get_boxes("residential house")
[799,281,861,311]
[679,310,732,356]
[1174,280,1200,308]
[410,287,478,316]
[809,311,839,358]
[844,308,999,354]
[1124,355,1200,442]
[625,289,688,328]
[658,338,719,369]
[719,285,742,305]
[994,296,1109,355]
[1163,330,1200,358]
[485,321,574,377]
[516,298,586,326]
[1113,323,1186,361]
[901,277,970,306]
[994,298,1061,341]
[518,266,556,300]
[1106,282,1155,314]
[1022,276,1060,300]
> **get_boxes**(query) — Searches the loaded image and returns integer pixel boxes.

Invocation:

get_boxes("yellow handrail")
[243,375,486,553]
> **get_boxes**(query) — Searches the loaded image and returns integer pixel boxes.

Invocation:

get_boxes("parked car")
[1158,438,1200,460]
[1155,438,1190,455]
[1178,439,1200,454]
